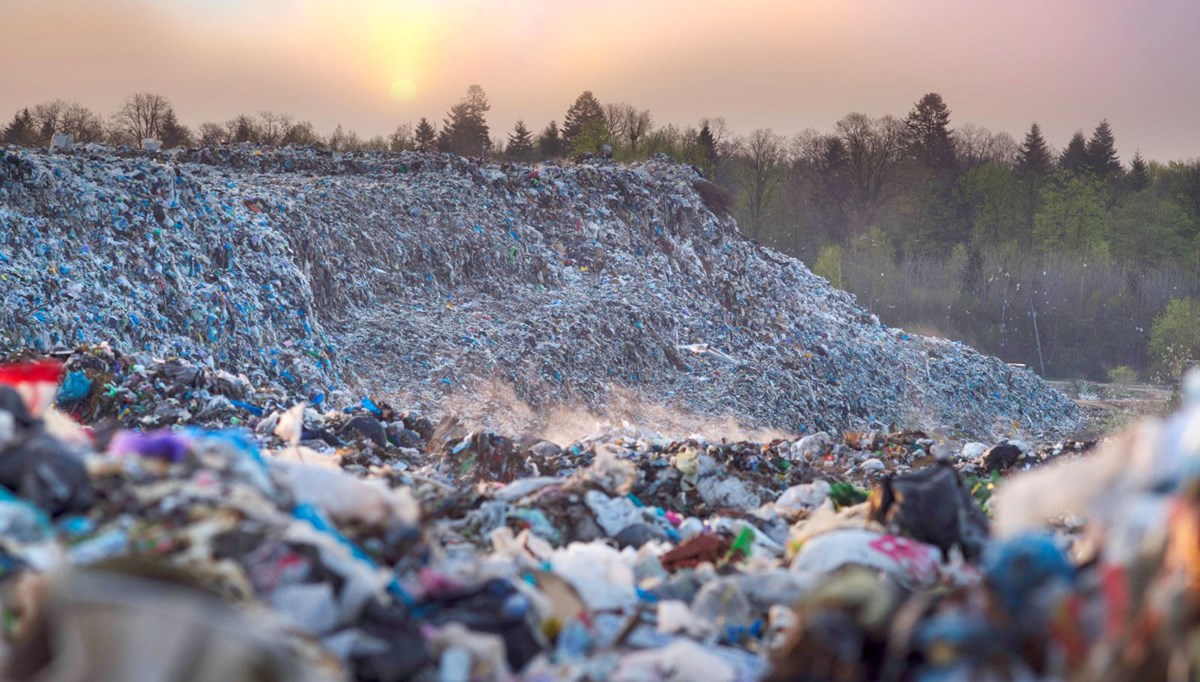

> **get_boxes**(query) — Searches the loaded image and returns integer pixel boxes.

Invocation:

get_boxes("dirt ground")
[1047,381,1172,439]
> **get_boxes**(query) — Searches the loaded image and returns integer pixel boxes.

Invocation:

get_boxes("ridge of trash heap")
[7,347,1200,681]
[0,143,1078,440]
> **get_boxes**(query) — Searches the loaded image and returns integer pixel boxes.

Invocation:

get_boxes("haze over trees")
[5,87,1200,383]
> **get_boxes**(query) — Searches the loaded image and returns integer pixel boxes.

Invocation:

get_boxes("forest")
[6,88,1200,383]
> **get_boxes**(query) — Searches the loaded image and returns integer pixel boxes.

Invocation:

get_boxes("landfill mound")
[0,145,1079,438]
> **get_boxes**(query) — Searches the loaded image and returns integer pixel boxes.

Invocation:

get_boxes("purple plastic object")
[109,430,191,463]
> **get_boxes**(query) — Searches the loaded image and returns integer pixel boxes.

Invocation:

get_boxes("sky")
[3,0,1199,161]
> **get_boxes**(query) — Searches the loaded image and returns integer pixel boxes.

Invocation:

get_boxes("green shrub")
[1150,298,1200,384]
[1107,365,1138,386]
[812,244,844,288]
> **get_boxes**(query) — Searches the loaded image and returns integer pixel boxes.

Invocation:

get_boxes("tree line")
[0,87,721,162]
[5,88,1200,383]
[746,94,1200,385]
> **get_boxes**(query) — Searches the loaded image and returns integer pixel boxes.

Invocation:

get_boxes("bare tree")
[30,101,65,143]
[835,113,909,235]
[626,108,652,156]
[955,123,1019,171]
[602,102,654,157]
[603,103,632,142]
[197,122,226,147]
[115,92,172,142]
[792,129,854,244]
[362,135,389,151]
[643,123,685,157]
[281,120,320,146]
[675,125,700,165]
[736,128,786,241]
[30,99,105,144]
[388,122,414,151]
[988,131,1019,167]
[257,111,293,146]
[328,124,361,152]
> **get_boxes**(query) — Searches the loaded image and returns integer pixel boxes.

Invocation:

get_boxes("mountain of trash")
[0,144,1079,439]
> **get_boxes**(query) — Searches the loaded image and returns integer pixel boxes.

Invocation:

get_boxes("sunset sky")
[3,0,1198,161]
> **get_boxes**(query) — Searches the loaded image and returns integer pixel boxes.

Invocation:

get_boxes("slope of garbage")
[0,144,1078,440]
[1,346,1195,682]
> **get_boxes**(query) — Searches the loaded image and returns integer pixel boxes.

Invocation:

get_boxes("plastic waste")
[790,529,942,588]
[4,562,310,682]
[868,461,989,560]
[0,431,94,517]
[611,639,737,682]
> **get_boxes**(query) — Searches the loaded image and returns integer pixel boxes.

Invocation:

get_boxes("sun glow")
[361,2,444,104]
[389,78,417,101]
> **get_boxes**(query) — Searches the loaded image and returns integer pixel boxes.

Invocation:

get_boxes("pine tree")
[506,120,533,161]
[1085,119,1121,178]
[1015,122,1052,180]
[1,108,35,145]
[562,91,605,143]
[697,123,718,176]
[1060,131,1090,175]
[537,120,564,159]
[904,92,956,175]
[227,114,257,144]
[438,85,490,157]
[414,117,437,152]
[159,107,193,148]
[1127,150,1150,193]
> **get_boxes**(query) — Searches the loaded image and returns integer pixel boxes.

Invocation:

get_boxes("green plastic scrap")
[968,470,1001,516]
[828,481,869,509]
[726,526,755,561]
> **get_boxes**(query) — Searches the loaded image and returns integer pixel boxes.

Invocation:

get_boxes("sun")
[389,79,417,102]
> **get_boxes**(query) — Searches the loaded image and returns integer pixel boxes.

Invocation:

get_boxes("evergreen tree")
[414,117,437,152]
[159,107,193,148]
[536,120,564,159]
[1013,122,1053,248]
[1015,122,1052,180]
[1085,119,1121,178]
[1059,131,1090,175]
[562,91,606,143]
[697,123,718,176]
[506,120,533,161]
[811,135,853,244]
[437,85,490,157]
[227,114,258,144]
[1127,150,1151,193]
[904,92,956,175]
[1,108,35,145]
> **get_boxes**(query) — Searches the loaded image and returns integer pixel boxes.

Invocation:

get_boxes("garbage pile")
[10,346,1193,681]
[1,144,1078,440]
